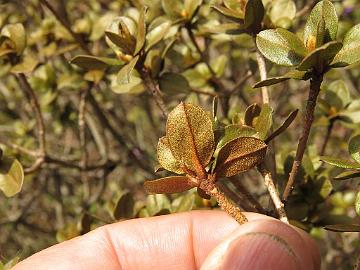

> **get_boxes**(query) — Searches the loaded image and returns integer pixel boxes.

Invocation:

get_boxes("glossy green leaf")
[256,29,307,66]
[105,31,136,55]
[320,156,360,169]
[157,136,183,174]
[253,70,311,88]
[333,170,360,180]
[145,21,171,52]
[70,55,124,70]
[324,224,360,232]
[166,103,215,176]
[117,55,139,84]
[0,23,26,55]
[332,24,360,67]
[355,192,360,217]
[324,80,350,110]
[265,109,298,143]
[159,72,190,95]
[134,6,147,55]
[162,0,183,18]
[349,135,360,164]
[113,192,135,219]
[244,103,261,127]
[215,137,267,177]
[303,0,338,49]
[297,41,342,71]
[254,103,273,140]
[144,176,197,194]
[0,157,24,197]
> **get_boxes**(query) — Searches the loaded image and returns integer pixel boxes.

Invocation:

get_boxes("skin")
[12,211,320,270]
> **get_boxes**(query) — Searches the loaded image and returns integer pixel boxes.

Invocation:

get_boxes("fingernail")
[209,232,301,270]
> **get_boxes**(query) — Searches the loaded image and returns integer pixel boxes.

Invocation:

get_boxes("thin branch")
[258,165,289,223]
[295,0,316,18]
[190,88,218,97]
[283,75,323,201]
[39,0,91,54]
[320,119,334,156]
[0,138,37,157]
[254,43,270,104]
[138,67,167,118]
[228,176,267,214]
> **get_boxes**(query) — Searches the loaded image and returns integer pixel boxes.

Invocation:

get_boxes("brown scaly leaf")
[166,102,215,178]
[157,136,183,174]
[215,137,267,177]
[144,176,197,194]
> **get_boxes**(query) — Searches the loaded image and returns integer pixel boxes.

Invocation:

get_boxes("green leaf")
[157,136,183,174]
[256,29,307,66]
[105,30,136,55]
[243,0,265,33]
[144,176,197,194]
[224,0,246,12]
[324,224,360,232]
[331,24,360,67]
[117,55,139,84]
[70,55,124,70]
[215,137,267,177]
[320,156,360,169]
[0,157,24,197]
[113,192,135,219]
[265,109,298,143]
[303,0,338,49]
[297,41,342,71]
[134,7,147,55]
[355,192,360,217]
[166,103,215,176]
[0,23,26,55]
[349,135,360,164]
[10,54,39,74]
[159,72,190,95]
[269,0,296,28]
[162,0,183,18]
[254,103,273,140]
[211,5,244,22]
[174,192,195,212]
[184,0,203,19]
[146,194,171,216]
[145,21,171,52]
[324,80,350,110]
[244,103,261,126]
[333,170,360,180]
[253,70,311,88]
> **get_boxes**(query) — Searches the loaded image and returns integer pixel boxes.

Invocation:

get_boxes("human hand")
[12,211,320,270]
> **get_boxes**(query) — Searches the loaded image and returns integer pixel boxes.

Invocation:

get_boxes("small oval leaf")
[320,156,360,169]
[113,192,135,219]
[324,224,360,232]
[349,135,360,164]
[0,157,24,197]
[215,137,267,177]
[70,55,124,70]
[144,176,197,194]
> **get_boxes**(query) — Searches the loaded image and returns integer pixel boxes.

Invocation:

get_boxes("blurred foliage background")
[0,0,359,269]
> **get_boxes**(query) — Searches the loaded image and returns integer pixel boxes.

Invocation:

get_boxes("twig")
[228,176,267,214]
[283,75,323,201]
[39,0,91,54]
[138,67,167,118]
[190,88,218,97]
[296,0,316,18]
[254,43,270,104]
[320,119,334,156]
[200,178,248,224]
[0,138,37,157]
[258,165,289,223]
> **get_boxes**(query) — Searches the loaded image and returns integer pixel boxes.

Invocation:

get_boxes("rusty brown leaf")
[144,176,197,194]
[157,136,183,174]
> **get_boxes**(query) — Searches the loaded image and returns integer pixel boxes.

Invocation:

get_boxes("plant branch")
[283,75,323,201]
[200,177,248,224]
[254,43,270,104]
[39,0,91,54]
[258,165,289,223]
[320,119,334,156]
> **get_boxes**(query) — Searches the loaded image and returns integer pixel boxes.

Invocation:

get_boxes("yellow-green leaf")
[0,157,24,197]
[134,6,147,55]
[215,137,267,177]
[144,176,197,194]
[1,23,26,55]
[70,55,124,70]
[166,103,215,176]
[349,135,360,164]
[157,136,183,174]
